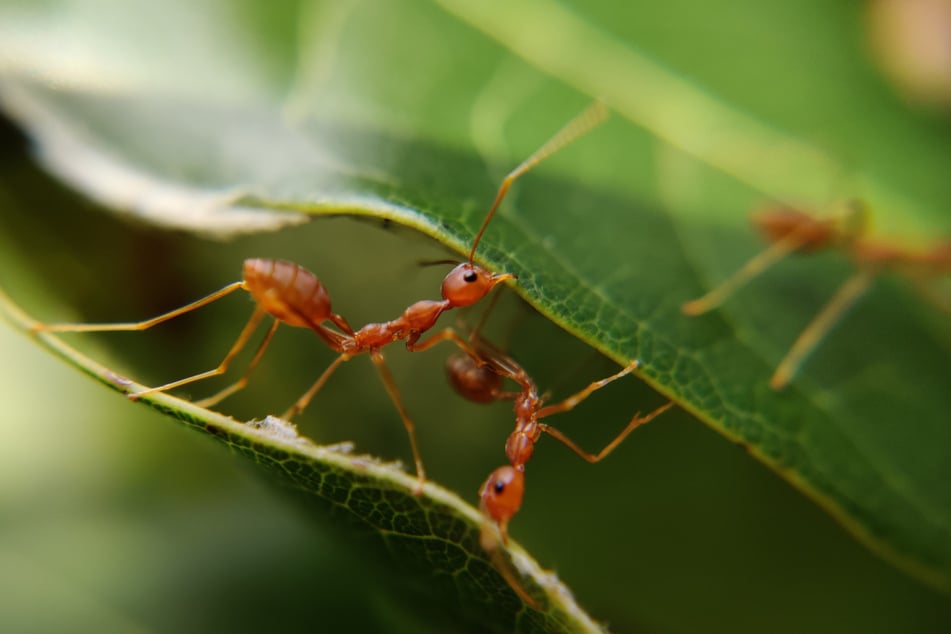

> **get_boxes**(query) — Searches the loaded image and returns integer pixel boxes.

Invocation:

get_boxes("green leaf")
[1,0,950,630]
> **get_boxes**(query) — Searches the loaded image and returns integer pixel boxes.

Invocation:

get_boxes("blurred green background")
[2,0,950,632]
[3,124,950,634]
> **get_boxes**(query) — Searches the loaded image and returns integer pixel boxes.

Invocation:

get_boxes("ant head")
[441,262,515,308]
[479,465,525,530]
[834,198,869,243]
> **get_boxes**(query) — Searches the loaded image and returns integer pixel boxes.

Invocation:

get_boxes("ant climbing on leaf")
[29,100,611,490]
[682,200,951,389]
[446,335,673,605]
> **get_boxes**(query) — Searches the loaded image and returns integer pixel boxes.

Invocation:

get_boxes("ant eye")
[463,271,478,283]
[494,480,506,494]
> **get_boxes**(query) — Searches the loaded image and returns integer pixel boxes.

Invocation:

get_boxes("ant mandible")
[444,338,673,605]
[681,200,951,389]
[30,100,610,489]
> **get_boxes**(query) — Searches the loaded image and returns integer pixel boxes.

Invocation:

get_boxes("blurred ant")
[29,100,610,488]
[446,336,673,604]
[682,200,951,389]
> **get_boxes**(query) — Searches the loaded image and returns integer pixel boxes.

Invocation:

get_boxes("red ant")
[30,100,610,489]
[682,200,951,389]
[446,336,673,604]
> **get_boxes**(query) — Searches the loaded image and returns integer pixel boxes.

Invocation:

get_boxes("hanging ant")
[681,200,951,389]
[446,335,673,555]
[29,100,611,489]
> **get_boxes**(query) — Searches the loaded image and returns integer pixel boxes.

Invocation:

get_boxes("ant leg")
[906,275,951,315]
[535,359,640,419]
[408,327,481,360]
[328,312,356,336]
[466,286,505,345]
[411,327,532,389]
[368,349,427,492]
[770,269,875,390]
[682,232,817,316]
[479,524,540,609]
[31,282,246,332]
[445,352,520,403]
[129,307,268,400]
[282,353,352,420]
[193,317,281,408]
[540,401,675,463]
[414,327,534,398]
[468,100,609,261]
[460,284,533,360]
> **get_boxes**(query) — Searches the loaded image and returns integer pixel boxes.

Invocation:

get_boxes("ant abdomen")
[446,352,504,403]
[243,259,332,328]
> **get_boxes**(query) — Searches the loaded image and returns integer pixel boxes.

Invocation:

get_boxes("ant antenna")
[416,258,462,268]
[467,100,610,264]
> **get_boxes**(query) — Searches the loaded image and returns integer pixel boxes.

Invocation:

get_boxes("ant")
[682,200,951,389]
[30,100,611,489]
[446,335,673,604]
